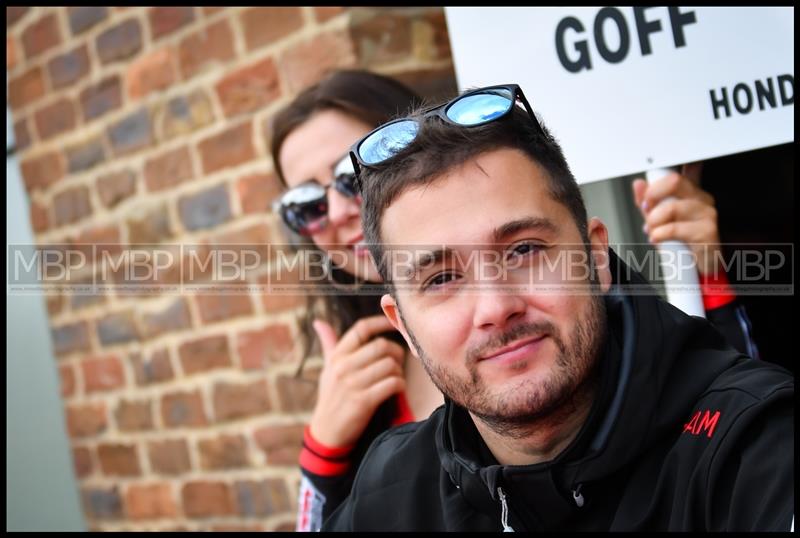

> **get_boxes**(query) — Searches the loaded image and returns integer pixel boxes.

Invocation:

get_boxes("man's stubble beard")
[399,272,607,440]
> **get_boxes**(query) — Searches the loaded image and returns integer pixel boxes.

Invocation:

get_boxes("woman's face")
[278,108,382,282]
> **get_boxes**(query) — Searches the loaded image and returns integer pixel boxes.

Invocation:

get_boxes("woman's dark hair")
[269,69,423,375]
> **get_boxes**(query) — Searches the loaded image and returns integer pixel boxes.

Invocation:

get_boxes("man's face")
[380,148,612,425]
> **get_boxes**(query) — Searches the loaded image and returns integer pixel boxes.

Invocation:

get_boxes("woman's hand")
[632,163,722,275]
[308,315,407,448]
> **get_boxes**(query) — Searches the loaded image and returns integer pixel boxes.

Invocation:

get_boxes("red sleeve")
[699,269,737,311]
[298,425,356,477]
[391,391,416,426]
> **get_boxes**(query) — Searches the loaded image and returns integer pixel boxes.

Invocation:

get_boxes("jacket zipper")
[572,483,585,507]
[497,487,515,532]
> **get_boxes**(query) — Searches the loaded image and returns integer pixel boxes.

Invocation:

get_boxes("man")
[322,85,793,531]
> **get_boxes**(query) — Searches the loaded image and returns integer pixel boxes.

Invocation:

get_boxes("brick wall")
[7,7,456,531]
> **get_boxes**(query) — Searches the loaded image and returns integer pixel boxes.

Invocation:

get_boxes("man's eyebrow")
[400,247,452,279]
[396,218,558,279]
[492,217,558,242]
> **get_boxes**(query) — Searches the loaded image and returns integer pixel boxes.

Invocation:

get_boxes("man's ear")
[381,294,418,358]
[587,217,612,292]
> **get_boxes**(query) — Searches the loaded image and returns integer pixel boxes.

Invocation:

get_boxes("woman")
[269,70,444,531]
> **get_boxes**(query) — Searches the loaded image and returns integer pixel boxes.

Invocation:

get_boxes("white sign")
[445,7,794,184]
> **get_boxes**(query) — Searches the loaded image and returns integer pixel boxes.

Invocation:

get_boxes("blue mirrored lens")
[446,89,514,126]
[359,120,419,165]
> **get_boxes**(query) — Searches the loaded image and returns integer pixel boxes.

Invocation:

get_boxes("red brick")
[237,172,282,215]
[156,89,215,140]
[216,56,281,118]
[161,390,208,428]
[149,7,195,40]
[115,399,154,432]
[66,402,108,438]
[21,13,62,60]
[68,7,108,35]
[81,486,123,520]
[212,379,271,422]
[127,48,176,100]
[6,7,29,27]
[48,45,91,89]
[81,355,126,393]
[125,483,178,520]
[421,10,452,61]
[259,267,308,313]
[177,183,232,231]
[70,278,105,311]
[140,298,191,339]
[351,12,412,65]
[197,121,255,174]
[80,76,123,122]
[211,221,272,270]
[7,36,17,71]
[98,443,141,477]
[34,98,77,141]
[182,481,235,518]
[73,446,93,478]
[66,137,107,174]
[51,321,91,356]
[234,479,291,517]
[58,363,76,398]
[72,225,122,263]
[13,118,31,151]
[314,6,346,23]
[30,200,50,233]
[20,151,64,193]
[131,349,174,386]
[178,19,235,80]
[53,185,91,227]
[47,294,64,316]
[198,434,249,470]
[279,31,357,92]
[253,424,304,466]
[126,203,173,244]
[213,524,265,532]
[196,294,253,325]
[97,19,142,64]
[178,334,232,375]
[97,169,137,208]
[240,7,303,52]
[107,107,152,156]
[238,324,295,370]
[144,145,194,192]
[97,311,140,346]
[147,439,191,475]
[8,66,46,110]
[275,369,320,413]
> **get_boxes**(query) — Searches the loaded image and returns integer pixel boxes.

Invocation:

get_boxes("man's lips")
[479,335,547,362]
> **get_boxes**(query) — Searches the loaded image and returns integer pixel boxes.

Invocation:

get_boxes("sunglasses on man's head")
[274,154,360,236]
[348,84,542,188]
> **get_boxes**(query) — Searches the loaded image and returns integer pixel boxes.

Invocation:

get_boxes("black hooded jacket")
[323,252,794,531]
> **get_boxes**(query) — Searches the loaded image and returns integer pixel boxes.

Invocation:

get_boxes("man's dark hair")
[360,100,589,284]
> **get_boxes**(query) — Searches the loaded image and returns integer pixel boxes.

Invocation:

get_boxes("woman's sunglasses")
[349,84,541,188]
[274,154,360,236]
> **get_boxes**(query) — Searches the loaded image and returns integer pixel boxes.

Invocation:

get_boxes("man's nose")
[472,285,527,330]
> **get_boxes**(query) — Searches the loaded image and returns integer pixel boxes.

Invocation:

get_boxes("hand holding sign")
[635,165,711,317]
[633,163,723,277]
